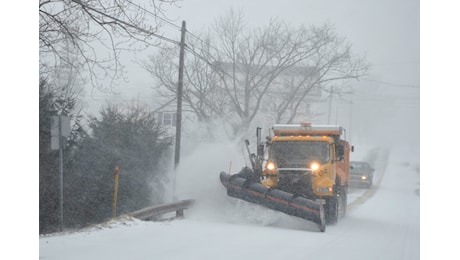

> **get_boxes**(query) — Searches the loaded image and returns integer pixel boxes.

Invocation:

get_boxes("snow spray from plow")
[220,172,326,232]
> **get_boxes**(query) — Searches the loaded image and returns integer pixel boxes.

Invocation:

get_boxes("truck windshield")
[270,140,330,167]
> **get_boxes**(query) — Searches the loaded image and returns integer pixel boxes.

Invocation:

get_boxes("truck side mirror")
[337,145,344,160]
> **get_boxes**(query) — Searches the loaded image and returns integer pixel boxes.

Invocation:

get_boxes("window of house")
[163,113,172,125]
[159,112,177,127]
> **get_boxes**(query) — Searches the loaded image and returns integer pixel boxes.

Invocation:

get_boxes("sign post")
[51,115,70,232]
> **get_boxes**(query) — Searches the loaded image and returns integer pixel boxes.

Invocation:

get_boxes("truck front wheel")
[339,186,347,218]
[325,195,339,225]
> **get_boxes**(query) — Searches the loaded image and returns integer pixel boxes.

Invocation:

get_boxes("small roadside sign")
[51,116,71,150]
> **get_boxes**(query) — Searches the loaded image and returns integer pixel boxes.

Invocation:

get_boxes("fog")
[165,0,420,152]
[30,0,426,258]
[39,143,421,259]
[164,0,420,183]
[82,0,419,154]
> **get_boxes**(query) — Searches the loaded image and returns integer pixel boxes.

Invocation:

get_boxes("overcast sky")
[154,0,420,153]
[163,0,420,86]
[5,1,458,257]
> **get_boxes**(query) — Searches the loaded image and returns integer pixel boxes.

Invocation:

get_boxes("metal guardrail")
[125,199,195,221]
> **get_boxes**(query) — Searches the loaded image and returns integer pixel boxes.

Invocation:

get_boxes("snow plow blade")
[220,172,326,232]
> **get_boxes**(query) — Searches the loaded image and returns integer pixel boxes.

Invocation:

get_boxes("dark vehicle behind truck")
[349,161,374,188]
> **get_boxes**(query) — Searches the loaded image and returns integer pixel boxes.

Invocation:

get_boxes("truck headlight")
[266,161,276,171]
[264,161,277,176]
[310,162,320,171]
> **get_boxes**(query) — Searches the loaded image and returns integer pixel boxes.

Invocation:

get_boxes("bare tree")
[145,9,368,136]
[206,12,326,134]
[270,24,368,123]
[39,0,180,91]
[143,37,227,122]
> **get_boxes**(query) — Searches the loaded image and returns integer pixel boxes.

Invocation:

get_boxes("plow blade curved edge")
[220,172,325,232]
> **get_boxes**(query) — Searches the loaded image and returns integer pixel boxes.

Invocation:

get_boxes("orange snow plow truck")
[220,122,353,232]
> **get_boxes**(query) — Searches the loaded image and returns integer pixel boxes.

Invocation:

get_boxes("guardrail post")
[177,209,184,218]
[112,165,120,218]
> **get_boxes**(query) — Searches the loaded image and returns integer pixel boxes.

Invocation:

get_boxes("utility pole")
[327,91,333,124]
[58,116,64,232]
[173,21,186,198]
[174,21,186,168]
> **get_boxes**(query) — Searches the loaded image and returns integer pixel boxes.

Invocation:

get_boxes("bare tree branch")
[39,0,180,92]
[144,9,369,137]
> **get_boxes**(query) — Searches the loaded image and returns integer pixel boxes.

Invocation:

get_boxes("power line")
[371,60,420,66]
[148,32,180,45]
[187,30,241,64]
[123,0,227,51]
[121,1,233,74]
[71,0,180,45]
[361,78,419,89]
[124,0,182,31]
[184,45,237,79]
[103,0,182,46]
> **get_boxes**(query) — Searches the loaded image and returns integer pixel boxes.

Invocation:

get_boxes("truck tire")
[325,194,339,225]
[339,186,347,218]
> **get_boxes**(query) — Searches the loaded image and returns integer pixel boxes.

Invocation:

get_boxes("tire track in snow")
[348,147,390,211]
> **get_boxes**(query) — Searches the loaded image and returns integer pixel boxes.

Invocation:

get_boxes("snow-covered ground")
[39,144,420,260]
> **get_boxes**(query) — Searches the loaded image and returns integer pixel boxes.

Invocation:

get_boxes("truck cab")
[259,122,352,224]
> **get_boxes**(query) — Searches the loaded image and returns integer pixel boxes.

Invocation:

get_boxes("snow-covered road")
[39,146,420,260]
